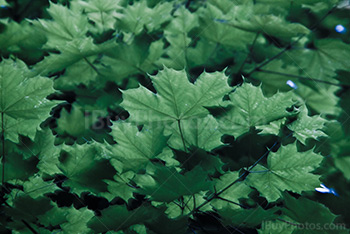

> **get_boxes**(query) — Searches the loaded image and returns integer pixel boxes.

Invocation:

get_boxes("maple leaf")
[121,67,231,124]
[161,5,199,69]
[287,105,328,144]
[0,59,58,143]
[71,0,122,33]
[219,82,297,139]
[30,2,89,47]
[245,143,323,202]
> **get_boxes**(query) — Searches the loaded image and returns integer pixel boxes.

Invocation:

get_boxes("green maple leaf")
[121,67,231,124]
[58,142,116,194]
[245,143,323,202]
[287,106,327,145]
[0,59,57,143]
[71,0,122,33]
[109,122,169,172]
[161,5,199,69]
[219,82,297,139]
[134,164,213,202]
[31,2,89,47]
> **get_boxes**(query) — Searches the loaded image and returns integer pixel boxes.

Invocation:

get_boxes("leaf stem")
[177,119,187,152]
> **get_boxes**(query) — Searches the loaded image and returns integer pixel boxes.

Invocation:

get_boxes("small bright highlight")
[286,80,297,90]
[315,184,338,196]
[335,24,346,34]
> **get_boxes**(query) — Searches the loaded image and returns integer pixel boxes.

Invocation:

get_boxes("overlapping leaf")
[219,83,297,139]
[287,106,327,144]
[245,143,323,202]
[121,67,231,124]
[0,59,57,143]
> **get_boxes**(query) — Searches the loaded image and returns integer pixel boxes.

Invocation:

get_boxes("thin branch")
[257,69,349,87]
[277,218,301,227]
[236,32,260,77]
[193,194,196,212]
[245,41,296,77]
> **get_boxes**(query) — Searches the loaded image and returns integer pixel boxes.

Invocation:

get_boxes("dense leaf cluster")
[1,0,350,233]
